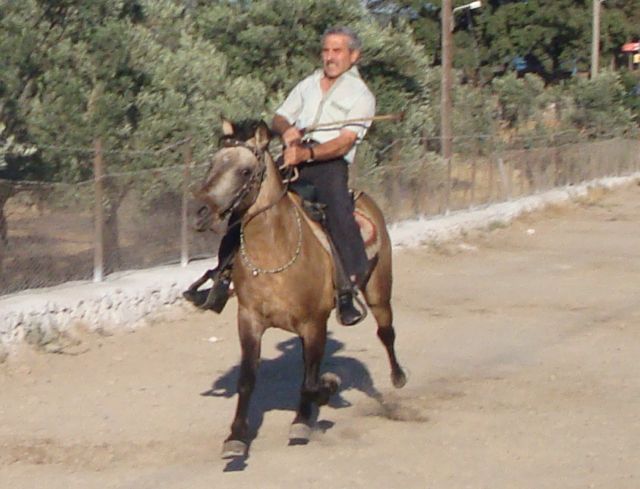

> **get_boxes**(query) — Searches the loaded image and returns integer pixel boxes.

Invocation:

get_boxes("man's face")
[322,34,360,80]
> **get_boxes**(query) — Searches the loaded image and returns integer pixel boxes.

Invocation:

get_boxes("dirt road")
[2,183,640,489]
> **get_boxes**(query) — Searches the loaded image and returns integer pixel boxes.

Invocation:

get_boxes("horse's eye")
[241,168,252,177]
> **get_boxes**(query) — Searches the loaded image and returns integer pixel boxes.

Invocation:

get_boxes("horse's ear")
[221,118,235,137]
[254,121,271,150]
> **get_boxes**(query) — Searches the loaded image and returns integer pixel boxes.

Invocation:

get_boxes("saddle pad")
[353,209,377,251]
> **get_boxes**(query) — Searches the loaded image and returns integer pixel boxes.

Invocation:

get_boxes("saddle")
[286,176,380,262]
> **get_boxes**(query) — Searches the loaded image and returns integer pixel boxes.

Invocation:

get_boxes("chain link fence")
[354,134,640,222]
[0,141,215,295]
[1,134,639,296]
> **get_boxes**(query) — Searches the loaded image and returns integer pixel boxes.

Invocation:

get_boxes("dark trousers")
[217,211,241,269]
[297,158,368,282]
[216,158,368,283]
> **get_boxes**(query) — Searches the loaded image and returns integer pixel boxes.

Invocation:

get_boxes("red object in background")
[621,42,640,53]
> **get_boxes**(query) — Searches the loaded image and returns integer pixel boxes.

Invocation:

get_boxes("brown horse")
[195,120,406,458]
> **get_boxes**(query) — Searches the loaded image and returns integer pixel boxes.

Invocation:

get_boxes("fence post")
[497,155,511,200]
[93,138,105,282]
[470,158,477,205]
[487,153,495,203]
[180,137,192,267]
[444,155,452,212]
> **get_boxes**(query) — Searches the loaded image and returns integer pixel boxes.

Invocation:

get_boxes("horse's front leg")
[290,323,338,444]
[222,310,263,458]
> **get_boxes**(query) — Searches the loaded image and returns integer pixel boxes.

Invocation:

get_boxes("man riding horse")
[185,26,374,326]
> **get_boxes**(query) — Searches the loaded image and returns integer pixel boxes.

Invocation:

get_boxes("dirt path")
[2,183,640,489]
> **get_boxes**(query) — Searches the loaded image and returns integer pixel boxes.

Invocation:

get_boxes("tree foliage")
[367,0,640,83]
[1,0,638,186]
[0,0,434,182]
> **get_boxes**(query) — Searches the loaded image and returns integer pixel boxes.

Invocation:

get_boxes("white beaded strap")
[239,205,303,276]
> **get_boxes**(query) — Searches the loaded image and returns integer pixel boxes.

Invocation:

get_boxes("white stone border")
[390,174,640,249]
[1,173,639,355]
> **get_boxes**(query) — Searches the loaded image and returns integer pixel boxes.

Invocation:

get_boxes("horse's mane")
[223,119,273,143]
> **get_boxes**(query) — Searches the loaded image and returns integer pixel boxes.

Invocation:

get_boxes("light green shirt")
[276,66,376,163]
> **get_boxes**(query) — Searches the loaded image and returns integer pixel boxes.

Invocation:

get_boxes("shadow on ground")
[201,334,384,471]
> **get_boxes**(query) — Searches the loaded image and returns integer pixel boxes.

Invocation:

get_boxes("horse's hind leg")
[290,323,336,444]
[354,193,406,388]
[363,262,407,389]
[222,312,263,458]
[372,303,406,388]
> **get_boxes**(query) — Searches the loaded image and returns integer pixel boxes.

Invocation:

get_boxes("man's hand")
[282,126,303,147]
[283,144,312,167]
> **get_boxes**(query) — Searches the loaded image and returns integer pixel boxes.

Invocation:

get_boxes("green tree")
[0,0,52,180]
[367,0,640,83]
[569,71,635,136]
[492,72,546,129]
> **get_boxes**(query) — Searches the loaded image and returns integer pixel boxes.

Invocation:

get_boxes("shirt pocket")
[321,98,354,126]
[329,99,351,116]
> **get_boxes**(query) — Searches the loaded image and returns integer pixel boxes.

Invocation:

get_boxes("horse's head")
[194,119,271,228]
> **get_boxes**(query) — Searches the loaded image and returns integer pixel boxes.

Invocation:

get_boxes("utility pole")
[93,138,105,283]
[441,0,453,210]
[591,0,601,78]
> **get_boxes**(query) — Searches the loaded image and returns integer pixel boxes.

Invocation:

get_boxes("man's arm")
[271,114,302,147]
[282,129,358,167]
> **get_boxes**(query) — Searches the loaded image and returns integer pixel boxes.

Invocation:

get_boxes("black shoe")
[183,268,217,307]
[200,275,232,313]
[183,288,209,307]
[337,291,364,326]
[182,272,232,314]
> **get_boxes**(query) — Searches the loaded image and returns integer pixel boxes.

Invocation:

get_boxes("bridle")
[215,137,268,222]
[215,136,299,223]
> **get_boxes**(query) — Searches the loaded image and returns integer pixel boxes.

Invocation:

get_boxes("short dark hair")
[322,26,362,51]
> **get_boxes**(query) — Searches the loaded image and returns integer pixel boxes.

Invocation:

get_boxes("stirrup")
[200,273,232,313]
[183,268,216,306]
[183,269,232,313]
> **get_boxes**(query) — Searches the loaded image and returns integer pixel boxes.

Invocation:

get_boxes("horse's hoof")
[221,439,247,459]
[392,369,407,389]
[320,372,341,395]
[289,423,311,445]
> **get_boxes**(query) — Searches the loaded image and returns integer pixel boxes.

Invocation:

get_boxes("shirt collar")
[314,64,362,82]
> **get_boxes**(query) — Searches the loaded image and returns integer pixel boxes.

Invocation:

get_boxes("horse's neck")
[242,151,296,243]
[248,151,285,216]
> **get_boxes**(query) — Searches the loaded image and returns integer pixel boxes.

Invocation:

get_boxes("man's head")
[321,26,362,80]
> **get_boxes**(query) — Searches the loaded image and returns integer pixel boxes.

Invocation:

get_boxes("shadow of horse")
[201,334,384,469]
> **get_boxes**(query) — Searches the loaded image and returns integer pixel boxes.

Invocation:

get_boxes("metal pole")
[180,138,192,267]
[441,0,454,212]
[93,138,105,282]
[591,0,601,79]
